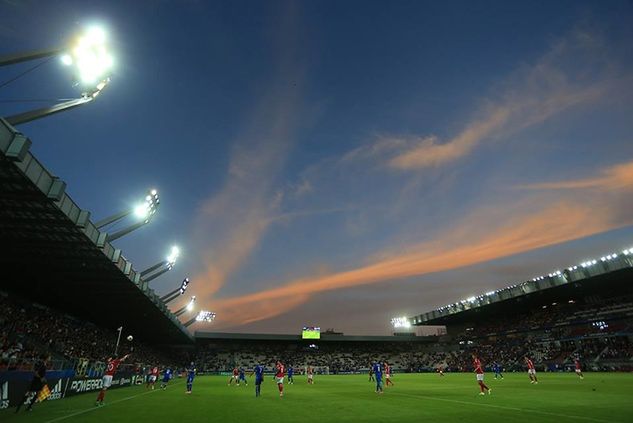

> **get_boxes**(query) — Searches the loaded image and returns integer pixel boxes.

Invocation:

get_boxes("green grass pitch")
[2,373,632,423]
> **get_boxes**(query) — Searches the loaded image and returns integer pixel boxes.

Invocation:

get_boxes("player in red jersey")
[472,353,491,395]
[574,358,584,379]
[275,361,285,397]
[525,356,538,384]
[146,366,159,390]
[384,361,394,386]
[307,366,314,384]
[95,354,129,406]
[437,366,444,377]
[228,367,239,385]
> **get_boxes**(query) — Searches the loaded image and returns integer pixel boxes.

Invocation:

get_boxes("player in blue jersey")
[160,367,173,389]
[186,363,196,394]
[373,362,383,394]
[287,365,294,384]
[238,367,248,386]
[253,364,264,397]
[493,362,503,380]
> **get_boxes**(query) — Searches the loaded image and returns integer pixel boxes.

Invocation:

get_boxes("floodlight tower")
[96,190,160,242]
[0,25,114,125]
[142,246,180,283]
[391,316,416,337]
[160,277,190,304]
[174,296,196,317]
[183,310,216,327]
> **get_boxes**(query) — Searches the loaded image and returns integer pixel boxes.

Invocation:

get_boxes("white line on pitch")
[391,391,620,423]
[44,384,176,423]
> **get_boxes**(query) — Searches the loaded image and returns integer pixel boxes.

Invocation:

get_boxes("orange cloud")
[388,109,510,169]
[193,211,274,299]
[518,160,633,191]
[373,31,624,170]
[208,193,633,328]
[190,77,305,299]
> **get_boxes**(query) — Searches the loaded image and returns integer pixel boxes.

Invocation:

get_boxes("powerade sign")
[0,371,139,406]
[67,378,103,394]
[64,373,138,397]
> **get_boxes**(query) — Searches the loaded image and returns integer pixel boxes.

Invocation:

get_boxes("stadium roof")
[195,332,435,343]
[0,118,193,344]
[411,251,633,326]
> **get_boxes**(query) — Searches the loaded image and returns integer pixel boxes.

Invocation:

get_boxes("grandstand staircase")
[594,346,609,362]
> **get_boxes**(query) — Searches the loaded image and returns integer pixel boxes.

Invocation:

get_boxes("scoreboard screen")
[302,326,321,339]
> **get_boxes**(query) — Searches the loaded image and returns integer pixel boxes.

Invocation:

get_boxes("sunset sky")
[2,0,633,334]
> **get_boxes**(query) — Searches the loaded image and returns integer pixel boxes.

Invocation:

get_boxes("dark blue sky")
[2,0,633,334]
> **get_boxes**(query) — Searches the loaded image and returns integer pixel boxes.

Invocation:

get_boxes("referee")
[15,354,49,413]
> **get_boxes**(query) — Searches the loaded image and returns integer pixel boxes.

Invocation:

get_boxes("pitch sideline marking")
[44,383,179,423]
[391,391,619,423]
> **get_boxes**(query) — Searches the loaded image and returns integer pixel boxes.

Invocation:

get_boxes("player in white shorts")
[525,357,538,384]
[146,366,159,389]
[102,374,113,388]
[96,354,129,406]
[275,361,285,397]
[384,361,394,386]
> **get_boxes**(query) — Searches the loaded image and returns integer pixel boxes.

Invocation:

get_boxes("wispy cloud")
[352,29,627,171]
[191,80,304,298]
[518,160,633,191]
[209,166,633,328]
[190,3,306,303]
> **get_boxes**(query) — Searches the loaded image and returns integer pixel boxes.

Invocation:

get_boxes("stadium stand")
[0,291,185,376]
[0,118,193,346]
[192,264,633,374]
[1,115,631,412]
[194,334,435,374]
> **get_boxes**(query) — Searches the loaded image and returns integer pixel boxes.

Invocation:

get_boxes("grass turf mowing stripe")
[390,391,620,423]
[43,382,180,423]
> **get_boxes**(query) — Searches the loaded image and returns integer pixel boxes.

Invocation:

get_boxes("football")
[127,335,133,341]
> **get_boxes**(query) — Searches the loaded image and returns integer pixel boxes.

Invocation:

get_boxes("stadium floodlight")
[183,310,216,327]
[142,245,180,283]
[96,189,160,242]
[186,296,196,311]
[139,245,179,277]
[166,246,180,266]
[1,25,115,126]
[160,277,190,304]
[60,25,114,85]
[581,259,598,268]
[195,310,216,322]
[391,317,411,329]
[174,296,196,317]
[133,190,160,222]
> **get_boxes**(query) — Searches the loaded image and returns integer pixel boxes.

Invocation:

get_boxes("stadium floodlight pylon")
[391,317,411,329]
[183,310,216,327]
[141,245,179,283]
[0,25,114,125]
[174,295,196,317]
[97,190,160,242]
[160,278,190,304]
